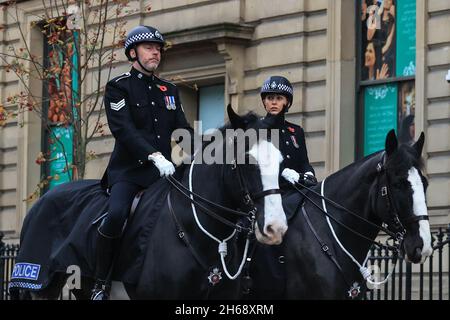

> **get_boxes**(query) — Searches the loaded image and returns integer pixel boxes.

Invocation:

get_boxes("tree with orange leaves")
[0,0,144,200]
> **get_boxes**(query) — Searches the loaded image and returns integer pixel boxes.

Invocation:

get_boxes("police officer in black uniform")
[260,76,317,188]
[92,25,193,300]
[244,76,317,299]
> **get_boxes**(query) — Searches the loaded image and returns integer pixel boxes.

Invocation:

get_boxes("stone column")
[325,0,356,173]
[216,42,246,113]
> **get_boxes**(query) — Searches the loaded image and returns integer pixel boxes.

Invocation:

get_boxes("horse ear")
[385,129,398,156]
[413,132,425,157]
[227,104,246,129]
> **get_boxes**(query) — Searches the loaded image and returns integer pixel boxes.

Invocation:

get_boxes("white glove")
[303,171,318,186]
[148,153,175,177]
[304,171,314,179]
[281,168,300,185]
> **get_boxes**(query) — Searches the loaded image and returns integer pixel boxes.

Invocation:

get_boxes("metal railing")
[364,225,450,300]
[0,233,19,300]
[2,225,449,300]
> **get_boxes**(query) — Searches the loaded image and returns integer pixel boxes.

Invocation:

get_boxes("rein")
[165,147,281,280]
[294,180,399,297]
[292,152,429,249]
[292,183,399,251]
[290,152,428,296]
[167,176,250,231]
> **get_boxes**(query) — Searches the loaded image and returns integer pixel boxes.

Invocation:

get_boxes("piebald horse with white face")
[247,130,433,299]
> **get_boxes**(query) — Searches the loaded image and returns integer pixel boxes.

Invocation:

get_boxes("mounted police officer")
[92,25,193,300]
[260,76,317,188]
[243,76,317,299]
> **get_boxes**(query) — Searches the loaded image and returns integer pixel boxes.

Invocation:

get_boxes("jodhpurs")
[99,181,141,238]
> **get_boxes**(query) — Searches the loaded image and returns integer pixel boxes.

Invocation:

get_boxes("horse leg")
[123,283,138,300]
[9,289,32,300]
[109,281,130,300]
[70,276,95,300]
[68,277,131,300]
[29,273,68,300]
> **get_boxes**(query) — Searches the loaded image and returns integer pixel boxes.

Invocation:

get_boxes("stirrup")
[91,282,110,300]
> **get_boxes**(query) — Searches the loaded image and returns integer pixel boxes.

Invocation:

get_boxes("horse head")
[225,105,287,245]
[372,130,432,263]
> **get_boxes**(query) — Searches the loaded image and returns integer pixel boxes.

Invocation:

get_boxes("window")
[357,0,416,156]
[177,83,225,133]
[198,84,225,133]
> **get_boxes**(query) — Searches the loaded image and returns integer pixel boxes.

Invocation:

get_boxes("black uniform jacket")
[102,67,193,188]
[265,113,314,187]
[278,120,314,175]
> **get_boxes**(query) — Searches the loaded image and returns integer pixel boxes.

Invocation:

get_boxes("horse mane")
[176,112,261,171]
[386,143,424,172]
[326,142,425,185]
[326,151,382,182]
[209,111,260,133]
[201,111,261,148]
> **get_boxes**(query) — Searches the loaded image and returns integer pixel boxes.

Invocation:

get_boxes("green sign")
[49,126,73,188]
[364,84,397,156]
[396,0,416,76]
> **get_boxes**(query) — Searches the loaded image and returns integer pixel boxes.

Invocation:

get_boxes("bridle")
[167,139,282,233]
[375,152,429,242]
[230,157,282,225]
[292,152,428,248]
[165,136,283,280]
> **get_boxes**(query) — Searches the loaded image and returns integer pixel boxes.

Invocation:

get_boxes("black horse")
[247,130,432,299]
[10,106,288,299]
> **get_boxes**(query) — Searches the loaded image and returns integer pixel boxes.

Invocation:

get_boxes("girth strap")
[301,206,353,288]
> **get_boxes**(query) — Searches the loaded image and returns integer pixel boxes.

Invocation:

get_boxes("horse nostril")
[264,224,274,237]
[415,247,422,259]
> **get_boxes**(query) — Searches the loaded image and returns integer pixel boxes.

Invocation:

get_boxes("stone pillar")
[216,42,246,113]
[415,0,427,145]
[325,0,356,173]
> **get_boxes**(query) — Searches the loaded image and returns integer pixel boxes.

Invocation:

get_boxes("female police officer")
[260,75,317,187]
[244,76,317,299]
[92,25,193,300]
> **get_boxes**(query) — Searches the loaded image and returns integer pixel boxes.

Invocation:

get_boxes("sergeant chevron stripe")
[110,99,125,111]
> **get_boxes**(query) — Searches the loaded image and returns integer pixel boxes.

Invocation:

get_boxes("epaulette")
[114,72,131,83]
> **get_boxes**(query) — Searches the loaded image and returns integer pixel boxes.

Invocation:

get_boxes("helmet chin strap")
[133,49,155,74]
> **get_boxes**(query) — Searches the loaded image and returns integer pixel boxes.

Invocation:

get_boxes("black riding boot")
[91,228,117,300]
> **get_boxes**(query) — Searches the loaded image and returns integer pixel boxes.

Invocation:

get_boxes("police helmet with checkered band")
[260,76,294,110]
[124,25,165,61]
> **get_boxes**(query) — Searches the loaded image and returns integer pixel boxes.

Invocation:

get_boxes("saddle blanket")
[9,178,170,292]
